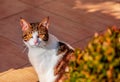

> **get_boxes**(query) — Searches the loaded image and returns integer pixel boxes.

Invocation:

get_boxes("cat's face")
[20,17,49,47]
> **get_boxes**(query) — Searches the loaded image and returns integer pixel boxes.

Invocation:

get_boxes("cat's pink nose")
[34,39,38,45]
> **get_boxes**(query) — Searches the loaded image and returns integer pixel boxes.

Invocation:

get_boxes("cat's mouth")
[31,43,45,48]
[31,45,39,48]
[32,43,40,47]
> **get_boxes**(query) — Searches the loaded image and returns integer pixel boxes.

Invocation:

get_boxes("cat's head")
[20,17,49,48]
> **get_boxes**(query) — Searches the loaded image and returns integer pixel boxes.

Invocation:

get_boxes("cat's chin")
[30,44,45,48]
[30,44,41,48]
[31,45,38,48]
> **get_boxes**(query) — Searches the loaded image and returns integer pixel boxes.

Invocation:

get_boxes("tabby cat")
[20,17,74,82]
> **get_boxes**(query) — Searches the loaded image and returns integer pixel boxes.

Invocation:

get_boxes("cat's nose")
[34,39,38,45]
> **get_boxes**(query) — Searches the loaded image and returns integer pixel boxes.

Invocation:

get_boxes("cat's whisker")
[22,44,26,47]
[22,46,27,53]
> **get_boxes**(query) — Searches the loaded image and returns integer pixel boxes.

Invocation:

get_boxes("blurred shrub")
[65,27,120,82]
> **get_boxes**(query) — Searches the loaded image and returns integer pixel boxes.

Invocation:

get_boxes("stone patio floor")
[0,0,120,82]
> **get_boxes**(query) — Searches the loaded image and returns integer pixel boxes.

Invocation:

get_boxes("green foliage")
[65,27,120,82]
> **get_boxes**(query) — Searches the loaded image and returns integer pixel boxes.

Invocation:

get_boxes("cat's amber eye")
[39,34,44,38]
[23,36,28,41]
[27,32,33,38]
[24,38,28,41]
[23,34,33,41]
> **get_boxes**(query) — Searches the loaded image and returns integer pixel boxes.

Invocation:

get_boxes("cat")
[20,17,74,82]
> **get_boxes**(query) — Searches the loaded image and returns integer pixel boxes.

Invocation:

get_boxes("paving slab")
[0,0,30,20]
[38,0,120,31]
[19,0,55,7]
[0,36,29,72]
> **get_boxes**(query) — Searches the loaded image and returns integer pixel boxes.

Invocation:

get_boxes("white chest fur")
[27,34,61,82]
[28,48,61,82]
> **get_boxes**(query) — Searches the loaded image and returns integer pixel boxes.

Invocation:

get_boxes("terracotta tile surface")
[0,36,28,72]
[20,0,55,7]
[39,0,120,31]
[72,36,92,49]
[0,0,30,20]
[0,0,120,81]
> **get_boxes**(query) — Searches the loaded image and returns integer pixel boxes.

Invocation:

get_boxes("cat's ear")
[39,16,49,29]
[20,18,30,31]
